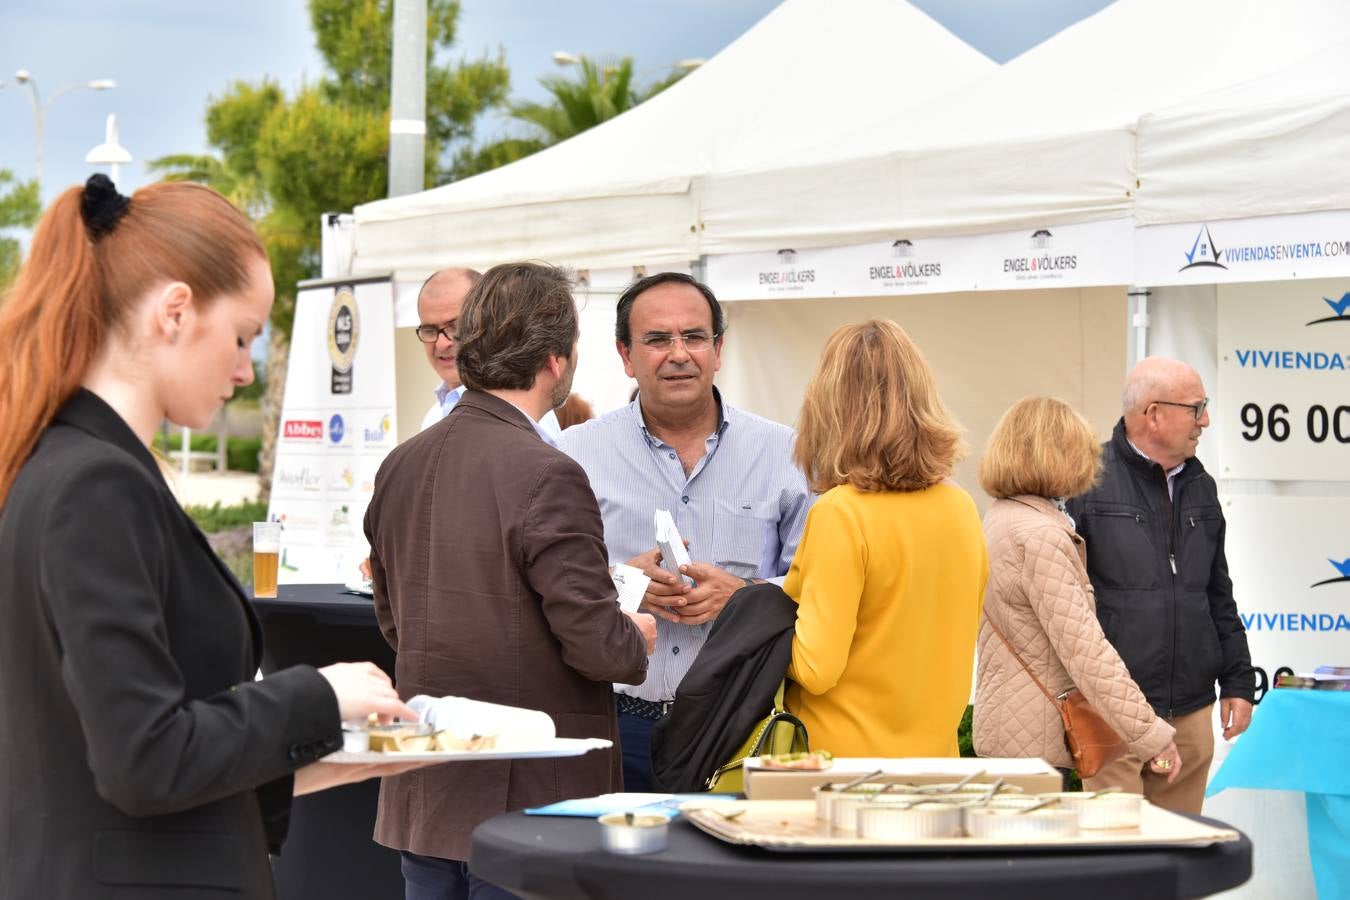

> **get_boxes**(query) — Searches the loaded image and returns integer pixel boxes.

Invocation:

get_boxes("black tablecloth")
[470,811,1252,900]
[252,583,403,900]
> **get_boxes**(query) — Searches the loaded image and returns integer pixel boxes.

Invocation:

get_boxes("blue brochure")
[524,792,738,820]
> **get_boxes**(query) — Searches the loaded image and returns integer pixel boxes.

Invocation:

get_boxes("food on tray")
[1038,791,1144,829]
[433,731,498,752]
[964,805,1080,839]
[856,800,964,840]
[366,720,435,753]
[756,750,833,771]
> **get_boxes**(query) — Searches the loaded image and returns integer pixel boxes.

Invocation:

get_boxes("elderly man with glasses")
[559,272,813,791]
[1066,356,1255,815]
[414,267,561,440]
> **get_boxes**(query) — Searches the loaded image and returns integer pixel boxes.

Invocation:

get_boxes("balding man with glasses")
[1066,357,1255,814]
[415,267,560,440]
[559,272,813,791]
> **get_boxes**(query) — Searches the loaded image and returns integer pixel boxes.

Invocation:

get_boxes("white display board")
[1215,278,1350,481]
[269,276,398,583]
[1222,494,1350,678]
[704,219,1133,301]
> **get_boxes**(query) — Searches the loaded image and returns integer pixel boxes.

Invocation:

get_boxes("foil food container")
[598,813,669,855]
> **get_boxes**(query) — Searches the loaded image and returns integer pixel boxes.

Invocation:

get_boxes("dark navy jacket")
[1066,419,1255,718]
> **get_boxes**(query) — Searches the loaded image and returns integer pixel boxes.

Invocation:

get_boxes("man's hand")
[1220,697,1254,740]
[623,610,658,654]
[358,557,372,581]
[673,562,748,626]
[624,547,690,623]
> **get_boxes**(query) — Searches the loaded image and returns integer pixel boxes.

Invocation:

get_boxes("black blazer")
[651,583,798,792]
[0,390,342,899]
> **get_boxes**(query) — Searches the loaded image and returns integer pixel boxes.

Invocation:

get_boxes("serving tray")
[324,737,612,764]
[680,800,1239,854]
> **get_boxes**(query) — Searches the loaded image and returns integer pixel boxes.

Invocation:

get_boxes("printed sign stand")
[268,275,397,584]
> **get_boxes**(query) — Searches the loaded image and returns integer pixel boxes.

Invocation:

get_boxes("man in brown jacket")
[365,262,656,899]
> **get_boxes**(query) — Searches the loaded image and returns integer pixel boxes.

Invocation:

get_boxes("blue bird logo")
[1306,293,1350,327]
[1323,293,1350,317]
[1314,558,1350,587]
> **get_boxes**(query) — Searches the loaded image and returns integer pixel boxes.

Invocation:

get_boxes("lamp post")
[85,114,133,190]
[5,69,117,184]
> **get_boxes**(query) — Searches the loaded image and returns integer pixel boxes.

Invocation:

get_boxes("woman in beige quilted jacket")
[972,397,1182,784]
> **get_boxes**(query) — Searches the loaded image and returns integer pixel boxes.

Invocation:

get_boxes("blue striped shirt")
[559,392,813,701]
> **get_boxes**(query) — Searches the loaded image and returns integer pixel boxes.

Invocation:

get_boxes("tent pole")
[1128,286,1151,368]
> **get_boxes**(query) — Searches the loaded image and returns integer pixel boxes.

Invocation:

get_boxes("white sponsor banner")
[976,219,1134,291]
[269,277,397,584]
[1215,278,1350,481]
[704,219,1133,301]
[1135,209,1350,287]
[1222,494,1350,681]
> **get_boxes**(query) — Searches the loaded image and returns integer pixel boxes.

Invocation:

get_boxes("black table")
[252,583,404,900]
[470,812,1252,900]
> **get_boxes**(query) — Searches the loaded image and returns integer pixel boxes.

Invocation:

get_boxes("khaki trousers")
[1084,703,1214,815]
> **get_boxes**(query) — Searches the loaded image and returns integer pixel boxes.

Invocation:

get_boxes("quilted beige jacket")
[973,495,1174,769]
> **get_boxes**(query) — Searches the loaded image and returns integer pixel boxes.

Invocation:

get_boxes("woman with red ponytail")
[0,176,420,899]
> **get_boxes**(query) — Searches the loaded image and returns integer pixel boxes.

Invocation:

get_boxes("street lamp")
[5,69,117,185]
[85,114,133,190]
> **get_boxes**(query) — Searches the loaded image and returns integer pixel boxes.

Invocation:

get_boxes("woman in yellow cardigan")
[785,320,987,757]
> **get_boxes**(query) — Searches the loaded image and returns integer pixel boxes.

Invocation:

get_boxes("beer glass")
[252,522,282,598]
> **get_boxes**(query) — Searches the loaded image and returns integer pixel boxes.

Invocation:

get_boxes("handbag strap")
[983,612,1063,709]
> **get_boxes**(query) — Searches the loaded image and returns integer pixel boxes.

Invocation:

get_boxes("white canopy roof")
[701,0,1350,255]
[351,0,995,279]
[1136,39,1350,226]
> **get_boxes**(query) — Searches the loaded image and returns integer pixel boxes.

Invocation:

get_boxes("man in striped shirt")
[559,272,813,791]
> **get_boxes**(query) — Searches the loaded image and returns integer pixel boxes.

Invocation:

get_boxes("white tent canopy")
[1136,39,1350,226]
[701,0,1350,256]
[351,0,995,279]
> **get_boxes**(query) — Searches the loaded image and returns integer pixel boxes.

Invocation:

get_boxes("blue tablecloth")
[1208,690,1350,900]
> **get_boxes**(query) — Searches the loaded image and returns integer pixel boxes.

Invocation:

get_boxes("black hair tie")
[81,173,130,242]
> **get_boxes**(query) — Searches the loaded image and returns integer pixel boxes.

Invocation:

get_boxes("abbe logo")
[329,414,345,444]
[1312,558,1350,589]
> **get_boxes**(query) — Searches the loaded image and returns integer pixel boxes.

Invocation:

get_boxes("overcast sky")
[0,0,1113,207]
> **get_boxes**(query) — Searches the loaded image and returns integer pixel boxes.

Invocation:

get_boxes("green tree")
[456,57,687,177]
[0,169,41,293]
[150,0,509,496]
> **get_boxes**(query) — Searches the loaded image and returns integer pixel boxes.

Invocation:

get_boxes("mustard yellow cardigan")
[784,482,987,758]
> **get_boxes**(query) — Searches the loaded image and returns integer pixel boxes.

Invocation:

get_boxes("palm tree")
[455,56,689,177]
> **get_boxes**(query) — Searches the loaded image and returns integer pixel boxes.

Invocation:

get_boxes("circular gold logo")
[327,286,360,373]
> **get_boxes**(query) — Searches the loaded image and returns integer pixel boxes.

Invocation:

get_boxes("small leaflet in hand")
[654,509,694,587]
[611,564,651,613]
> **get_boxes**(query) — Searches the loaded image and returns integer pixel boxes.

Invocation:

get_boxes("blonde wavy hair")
[978,396,1103,500]
[794,320,965,493]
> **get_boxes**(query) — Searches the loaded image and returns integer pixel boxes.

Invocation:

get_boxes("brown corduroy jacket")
[365,390,647,860]
[973,495,1174,769]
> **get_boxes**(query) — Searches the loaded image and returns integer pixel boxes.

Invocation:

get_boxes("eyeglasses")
[415,322,456,344]
[1151,398,1209,421]
[637,331,716,353]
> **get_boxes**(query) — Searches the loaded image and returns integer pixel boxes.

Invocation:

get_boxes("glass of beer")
[252,522,282,598]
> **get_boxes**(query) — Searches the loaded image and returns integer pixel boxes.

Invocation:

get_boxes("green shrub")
[226,437,262,473]
[152,434,261,473]
[185,500,268,533]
